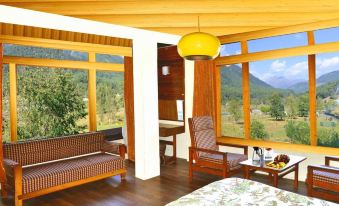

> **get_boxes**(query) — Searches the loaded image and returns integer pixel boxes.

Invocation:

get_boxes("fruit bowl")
[266,154,290,169]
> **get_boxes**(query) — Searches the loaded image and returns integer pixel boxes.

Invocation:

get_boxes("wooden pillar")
[241,41,251,139]
[9,63,17,142]
[0,43,6,195]
[88,52,97,131]
[214,65,221,137]
[124,57,135,161]
[308,31,317,146]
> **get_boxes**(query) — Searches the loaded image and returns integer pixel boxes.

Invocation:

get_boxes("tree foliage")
[227,99,243,123]
[269,93,285,120]
[298,95,309,117]
[285,121,310,144]
[250,120,269,140]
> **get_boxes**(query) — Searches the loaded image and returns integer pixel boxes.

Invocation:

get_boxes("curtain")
[124,57,135,161]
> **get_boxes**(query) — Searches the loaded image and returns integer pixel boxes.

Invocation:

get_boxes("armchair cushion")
[199,153,247,171]
[22,153,125,194]
[313,166,339,186]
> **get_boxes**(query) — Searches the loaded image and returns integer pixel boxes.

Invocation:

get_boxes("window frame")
[215,20,339,155]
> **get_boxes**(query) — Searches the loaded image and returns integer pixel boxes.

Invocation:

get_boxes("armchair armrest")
[189,147,227,164]
[325,156,339,166]
[216,142,248,155]
[3,159,20,178]
[102,141,127,159]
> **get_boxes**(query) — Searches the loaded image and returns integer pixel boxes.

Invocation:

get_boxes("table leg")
[273,173,278,187]
[173,134,177,162]
[244,166,250,179]
[294,164,299,190]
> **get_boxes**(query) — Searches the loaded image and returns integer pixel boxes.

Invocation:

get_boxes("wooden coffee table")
[240,155,306,189]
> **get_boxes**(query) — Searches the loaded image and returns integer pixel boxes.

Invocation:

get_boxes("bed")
[166,178,337,206]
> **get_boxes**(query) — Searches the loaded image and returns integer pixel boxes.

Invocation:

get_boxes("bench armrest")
[325,156,339,166]
[102,141,127,159]
[189,147,227,164]
[217,142,248,155]
[308,165,339,175]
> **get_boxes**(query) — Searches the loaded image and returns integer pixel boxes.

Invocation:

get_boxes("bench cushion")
[22,153,125,194]
[313,166,339,186]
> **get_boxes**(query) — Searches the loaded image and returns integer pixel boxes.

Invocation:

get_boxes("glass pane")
[220,64,244,138]
[315,27,339,44]
[2,65,10,142]
[17,66,88,140]
[96,71,125,130]
[96,54,124,63]
[249,56,310,144]
[248,32,307,53]
[4,44,88,61]
[316,52,339,148]
[220,42,241,57]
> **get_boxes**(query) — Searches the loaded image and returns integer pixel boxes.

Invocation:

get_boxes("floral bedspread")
[166,178,337,206]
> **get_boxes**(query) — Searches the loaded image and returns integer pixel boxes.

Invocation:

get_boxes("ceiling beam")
[143,26,274,36]
[73,12,339,28]
[1,0,339,15]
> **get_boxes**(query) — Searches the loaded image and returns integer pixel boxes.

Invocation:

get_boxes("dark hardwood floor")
[0,159,313,206]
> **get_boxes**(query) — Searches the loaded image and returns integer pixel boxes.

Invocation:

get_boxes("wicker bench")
[2,132,127,206]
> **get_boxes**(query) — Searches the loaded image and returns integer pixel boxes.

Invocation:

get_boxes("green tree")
[285,95,298,119]
[269,93,285,120]
[228,99,242,123]
[250,120,269,140]
[298,95,309,117]
[17,67,87,139]
[317,129,339,148]
[259,105,270,115]
[285,121,310,144]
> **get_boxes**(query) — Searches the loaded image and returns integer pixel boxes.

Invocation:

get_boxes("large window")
[17,66,88,140]
[220,64,244,138]
[249,56,310,144]
[316,52,339,148]
[96,71,125,130]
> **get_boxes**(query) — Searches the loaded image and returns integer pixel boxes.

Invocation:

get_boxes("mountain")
[288,70,339,93]
[264,76,305,89]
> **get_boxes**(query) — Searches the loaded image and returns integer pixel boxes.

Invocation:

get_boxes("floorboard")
[0,158,325,206]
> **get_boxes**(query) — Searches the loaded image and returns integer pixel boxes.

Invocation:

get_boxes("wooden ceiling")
[1,0,339,36]
[0,22,132,47]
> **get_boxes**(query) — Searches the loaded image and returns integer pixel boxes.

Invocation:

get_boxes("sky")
[220,27,339,89]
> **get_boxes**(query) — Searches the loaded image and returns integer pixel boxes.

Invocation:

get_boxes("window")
[316,52,339,148]
[96,71,124,130]
[249,56,310,144]
[220,64,244,138]
[220,42,241,57]
[16,66,88,140]
[4,44,88,61]
[248,32,307,53]
[2,64,10,142]
[96,54,124,63]
[315,27,339,44]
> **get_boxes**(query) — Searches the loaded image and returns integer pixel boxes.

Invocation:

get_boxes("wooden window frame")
[0,36,131,141]
[215,19,339,156]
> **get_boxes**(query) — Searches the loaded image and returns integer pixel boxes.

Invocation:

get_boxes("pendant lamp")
[177,16,221,60]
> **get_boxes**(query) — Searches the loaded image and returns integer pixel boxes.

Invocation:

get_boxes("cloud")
[270,60,286,72]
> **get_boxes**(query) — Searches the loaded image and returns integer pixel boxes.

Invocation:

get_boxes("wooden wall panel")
[158,99,178,121]
[158,46,184,100]
[124,57,135,161]
[193,60,217,126]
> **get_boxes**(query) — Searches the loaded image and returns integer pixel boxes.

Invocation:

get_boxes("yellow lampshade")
[177,32,221,60]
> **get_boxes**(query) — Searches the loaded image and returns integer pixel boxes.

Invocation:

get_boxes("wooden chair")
[307,156,339,202]
[188,116,248,180]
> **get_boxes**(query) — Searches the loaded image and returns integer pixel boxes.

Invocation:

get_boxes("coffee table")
[240,155,306,189]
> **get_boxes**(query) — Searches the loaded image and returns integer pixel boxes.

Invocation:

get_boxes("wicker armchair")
[307,156,339,202]
[188,116,248,180]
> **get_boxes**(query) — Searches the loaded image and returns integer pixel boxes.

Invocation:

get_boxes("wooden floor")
[0,159,313,206]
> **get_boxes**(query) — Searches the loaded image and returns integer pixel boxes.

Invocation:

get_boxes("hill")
[220,65,290,103]
[288,70,339,93]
